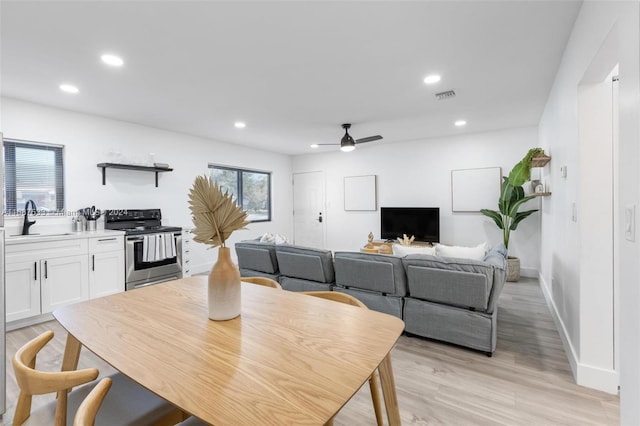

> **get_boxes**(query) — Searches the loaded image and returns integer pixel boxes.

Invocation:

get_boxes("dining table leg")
[377,353,401,426]
[61,333,82,372]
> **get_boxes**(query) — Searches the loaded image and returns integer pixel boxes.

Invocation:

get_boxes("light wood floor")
[2,278,619,425]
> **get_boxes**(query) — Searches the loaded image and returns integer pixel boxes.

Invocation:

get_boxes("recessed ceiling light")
[59,84,79,94]
[101,54,124,67]
[234,122,246,129]
[454,120,467,127]
[423,74,441,84]
[310,144,319,149]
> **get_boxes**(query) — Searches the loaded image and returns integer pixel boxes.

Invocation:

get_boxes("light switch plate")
[560,165,568,178]
[625,204,636,242]
[571,202,577,222]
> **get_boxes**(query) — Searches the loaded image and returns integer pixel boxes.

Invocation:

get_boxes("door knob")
[318,212,323,223]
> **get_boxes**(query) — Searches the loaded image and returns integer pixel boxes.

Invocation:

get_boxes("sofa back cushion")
[402,255,498,311]
[334,252,407,296]
[275,244,335,283]
[235,241,278,274]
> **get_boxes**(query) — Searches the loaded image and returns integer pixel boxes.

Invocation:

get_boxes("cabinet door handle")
[34,262,37,281]
[92,254,95,271]
[98,238,117,242]
[44,261,48,279]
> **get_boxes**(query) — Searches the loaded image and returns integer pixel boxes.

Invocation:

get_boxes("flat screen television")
[380,207,440,243]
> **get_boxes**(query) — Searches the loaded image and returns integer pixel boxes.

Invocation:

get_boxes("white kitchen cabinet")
[5,260,40,322]
[40,255,89,314]
[5,234,124,326]
[88,235,124,298]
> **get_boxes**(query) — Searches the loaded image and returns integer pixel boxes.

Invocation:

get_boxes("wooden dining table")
[53,276,405,425]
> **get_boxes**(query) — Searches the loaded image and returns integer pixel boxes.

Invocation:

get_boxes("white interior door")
[293,171,325,248]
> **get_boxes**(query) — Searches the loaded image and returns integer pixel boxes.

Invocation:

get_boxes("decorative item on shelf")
[189,175,249,321]
[481,148,542,282]
[396,234,415,246]
[365,232,374,248]
[378,243,393,255]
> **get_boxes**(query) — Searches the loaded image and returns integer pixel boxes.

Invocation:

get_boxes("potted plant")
[480,148,543,281]
[189,175,249,320]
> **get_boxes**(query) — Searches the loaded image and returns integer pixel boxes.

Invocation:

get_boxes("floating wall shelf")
[97,163,173,187]
[531,154,551,168]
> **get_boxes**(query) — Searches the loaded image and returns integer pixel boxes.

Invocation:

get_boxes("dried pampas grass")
[188,175,249,247]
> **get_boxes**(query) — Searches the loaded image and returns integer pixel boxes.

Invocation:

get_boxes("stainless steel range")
[105,209,182,290]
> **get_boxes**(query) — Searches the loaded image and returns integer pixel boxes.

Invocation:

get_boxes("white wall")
[0,97,293,273]
[538,0,640,413]
[292,126,541,275]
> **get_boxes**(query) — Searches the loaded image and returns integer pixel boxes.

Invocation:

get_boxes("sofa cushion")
[405,266,489,310]
[402,254,498,311]
[276,244,335,283]
[334,252,407,296]
[235,241,278,274]
[403,298,496,353]
[435,242,488,260]
[279,277,333,292]
[334,287,404,319]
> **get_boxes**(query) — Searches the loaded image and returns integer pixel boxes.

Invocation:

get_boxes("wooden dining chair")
[72,378,112,426]
[301,291,385,426]
[242,276,282,289]
[12,330,179,426]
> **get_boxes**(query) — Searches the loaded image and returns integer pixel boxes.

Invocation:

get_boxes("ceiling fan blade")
[355,135,383,144]
[315,143,340,146]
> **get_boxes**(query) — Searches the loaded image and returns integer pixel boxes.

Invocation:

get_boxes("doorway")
[292,171,325,248]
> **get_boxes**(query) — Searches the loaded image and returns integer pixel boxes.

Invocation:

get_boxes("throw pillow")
[392,244,436,256]
[259,232,275,243]
[274,234,291,244]
[435,242,489,260]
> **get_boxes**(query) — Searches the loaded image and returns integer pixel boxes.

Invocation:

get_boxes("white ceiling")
[0,1,582,155]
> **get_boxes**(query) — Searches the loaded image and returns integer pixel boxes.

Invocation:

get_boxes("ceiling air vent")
[435,90,456,100]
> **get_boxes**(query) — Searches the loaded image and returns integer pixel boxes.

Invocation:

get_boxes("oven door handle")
[127,233,181,242]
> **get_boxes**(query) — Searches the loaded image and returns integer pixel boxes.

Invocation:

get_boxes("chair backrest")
[73,378,112,426]
[301,291,367,309]
[12,331,99,426]
[243,276,282,289]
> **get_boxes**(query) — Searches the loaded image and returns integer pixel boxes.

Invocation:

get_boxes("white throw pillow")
[392,244,436,256]
[259,232,275,243]
[435,242,489,260]
[274,234,290,244]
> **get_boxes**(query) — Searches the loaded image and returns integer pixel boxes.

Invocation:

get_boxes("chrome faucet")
[22,200,37,235]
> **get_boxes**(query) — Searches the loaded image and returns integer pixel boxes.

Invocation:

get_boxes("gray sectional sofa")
[235,239,507,355]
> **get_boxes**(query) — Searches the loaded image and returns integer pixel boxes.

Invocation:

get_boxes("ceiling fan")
[317,123,383,152]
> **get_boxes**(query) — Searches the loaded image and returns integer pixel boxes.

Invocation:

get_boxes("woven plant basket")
[507,257,521,282]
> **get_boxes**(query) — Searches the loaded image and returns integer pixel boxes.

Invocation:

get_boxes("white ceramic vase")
[208,247,241,320]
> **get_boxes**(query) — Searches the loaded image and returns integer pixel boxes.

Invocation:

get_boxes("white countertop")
[5,229,125,245]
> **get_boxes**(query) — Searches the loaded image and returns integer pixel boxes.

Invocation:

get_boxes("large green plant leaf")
[480,209,504,229]
[510,209,538,230]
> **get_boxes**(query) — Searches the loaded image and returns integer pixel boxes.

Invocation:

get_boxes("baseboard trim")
[538,273,619,394]
[538,273,579,381]
[577,363,619,394]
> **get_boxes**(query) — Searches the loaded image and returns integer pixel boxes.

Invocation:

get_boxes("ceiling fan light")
[340,144,355,152]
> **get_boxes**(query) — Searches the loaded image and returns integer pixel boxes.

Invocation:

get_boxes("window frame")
[208,164,272,223]
[3,138,65,215]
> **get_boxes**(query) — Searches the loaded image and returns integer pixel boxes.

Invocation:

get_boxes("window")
[208,165,271,222]
[4,139,65,214]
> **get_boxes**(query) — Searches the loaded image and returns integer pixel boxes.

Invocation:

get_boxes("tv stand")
[361,239,434,254]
